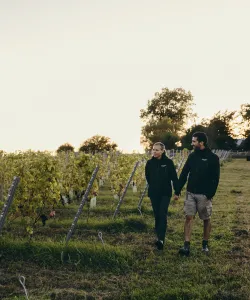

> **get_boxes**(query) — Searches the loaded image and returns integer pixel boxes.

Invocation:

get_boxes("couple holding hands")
[145,132,220,255]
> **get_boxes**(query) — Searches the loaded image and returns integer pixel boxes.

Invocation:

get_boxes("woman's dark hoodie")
[145,152,179,198]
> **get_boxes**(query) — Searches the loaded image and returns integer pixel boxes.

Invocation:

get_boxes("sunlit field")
[0,158,250,300]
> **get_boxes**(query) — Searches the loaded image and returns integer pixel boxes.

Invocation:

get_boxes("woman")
[145,142,179,250]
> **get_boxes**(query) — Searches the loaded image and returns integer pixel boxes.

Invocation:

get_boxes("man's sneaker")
[179,246,190,256]
[202,240,209,255]
[155,240,164,250]
[202,245,209,255]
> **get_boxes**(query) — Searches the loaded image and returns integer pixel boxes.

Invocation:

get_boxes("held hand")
[173,194,179,200]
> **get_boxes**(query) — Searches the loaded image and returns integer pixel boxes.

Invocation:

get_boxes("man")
[177,132,220,256]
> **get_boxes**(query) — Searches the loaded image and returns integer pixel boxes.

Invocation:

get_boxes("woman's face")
[152,145,164,159]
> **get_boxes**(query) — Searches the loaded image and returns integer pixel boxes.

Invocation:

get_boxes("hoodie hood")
[194,147,212,159]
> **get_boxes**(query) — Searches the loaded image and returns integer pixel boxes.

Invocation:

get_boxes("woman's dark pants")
[150,196,171,242]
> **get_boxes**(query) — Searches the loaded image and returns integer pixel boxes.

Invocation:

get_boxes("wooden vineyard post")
[65,166,99,244]
[137,183,148,215]
[0,177,20,235]
[113,161,140,218]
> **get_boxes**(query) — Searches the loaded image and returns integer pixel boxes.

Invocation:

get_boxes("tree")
[79,135,118,153]
[239,104,250,150]
[140,87,196,149]
[141,117,180,149]
[241,135,250,151]
[181,124,208,149]
[201,110,237,149]
[181,110,239,150]
[56,143,74,153]
[240,103,250,136]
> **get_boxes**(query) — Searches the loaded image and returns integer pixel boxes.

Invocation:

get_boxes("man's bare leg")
[203,219,211,240]
[202,219,211,253]
[184,215,194,241]
[179,216,194,256]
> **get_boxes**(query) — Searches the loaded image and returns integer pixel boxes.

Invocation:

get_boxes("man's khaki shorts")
[184,192,212,220]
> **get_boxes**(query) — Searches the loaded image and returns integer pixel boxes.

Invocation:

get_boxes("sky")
[1,0,250,153]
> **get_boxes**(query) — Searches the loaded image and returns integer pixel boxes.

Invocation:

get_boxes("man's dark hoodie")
[178,148,220,199]
[145,152,179,198]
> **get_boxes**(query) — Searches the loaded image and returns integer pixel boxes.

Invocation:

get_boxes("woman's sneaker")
[155,240,164,250]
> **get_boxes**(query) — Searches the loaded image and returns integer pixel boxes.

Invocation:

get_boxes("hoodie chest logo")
[161,165,167,167]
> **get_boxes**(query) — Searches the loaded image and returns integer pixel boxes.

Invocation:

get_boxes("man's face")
[191,137,203,150]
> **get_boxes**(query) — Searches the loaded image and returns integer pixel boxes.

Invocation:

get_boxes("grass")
[0,238,132,273]
[0,158,250,299]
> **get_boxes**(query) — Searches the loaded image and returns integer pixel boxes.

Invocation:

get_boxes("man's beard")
[193,146,201,151]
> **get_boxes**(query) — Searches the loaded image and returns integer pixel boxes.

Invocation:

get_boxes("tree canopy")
[181,111,237,150]
[79,135,118,153]
[181,124,208,149]
[240,103,250,136]
[140,87,196,149]
[141,117,180,149]
[56,143,75,153]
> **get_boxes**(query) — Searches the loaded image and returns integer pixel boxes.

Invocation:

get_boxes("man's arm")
[206,155,220,199]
